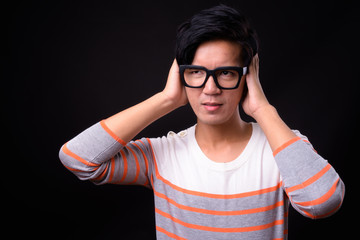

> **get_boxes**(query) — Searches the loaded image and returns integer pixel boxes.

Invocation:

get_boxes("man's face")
[185,39,246,126]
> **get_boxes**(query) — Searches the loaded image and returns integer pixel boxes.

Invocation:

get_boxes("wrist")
[157,91,182,112]
[159,90,186,110]
[252,104,297,151]
[252,104,277,122]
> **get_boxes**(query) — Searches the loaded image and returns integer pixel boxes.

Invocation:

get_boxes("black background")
[4,0,359,239]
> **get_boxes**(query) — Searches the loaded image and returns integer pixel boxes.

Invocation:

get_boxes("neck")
[195,111,251,149]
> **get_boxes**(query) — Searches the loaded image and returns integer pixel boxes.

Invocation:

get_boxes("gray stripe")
[153,173,287,231]
[155,210,286,240]
[153,172,284,212]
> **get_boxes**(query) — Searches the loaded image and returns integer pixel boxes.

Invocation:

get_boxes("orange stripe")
[156,226,187,240]
[93,163,109,181]
[62,143,99,167]
[304,198,343,219]
[118,150,128,183]
[294,178,340,207]
[301,209,314,218]
[300,179,344,219]
[108,157,115,183]
[100,120,127,146]
[286,164,332,193]
[273,136,301,156]
[126,146,140,184]
[155,208,284,232]
[134,140,151,186]
[145,138,282,199]
[154,189,284,215]
[150,174,154,189]
[134,141,150,179]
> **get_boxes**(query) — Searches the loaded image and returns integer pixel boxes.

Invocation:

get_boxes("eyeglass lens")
[183,68,240,88]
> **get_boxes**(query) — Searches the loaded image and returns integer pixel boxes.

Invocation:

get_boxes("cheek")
[224,93,241,111]
[185,88,201,110]
[226,78,245,106]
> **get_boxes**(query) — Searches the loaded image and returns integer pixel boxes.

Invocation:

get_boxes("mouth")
[202,102,223,111]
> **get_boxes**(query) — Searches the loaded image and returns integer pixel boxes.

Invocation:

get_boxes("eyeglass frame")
[179,65,248,90]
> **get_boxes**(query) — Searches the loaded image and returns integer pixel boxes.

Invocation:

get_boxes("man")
[59,5,344,239]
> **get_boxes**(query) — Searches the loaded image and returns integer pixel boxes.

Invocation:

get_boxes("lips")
[202,102,223,111]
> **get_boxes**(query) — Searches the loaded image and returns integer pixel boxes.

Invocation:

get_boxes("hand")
[162,59,188,108]
[241,54,271,120]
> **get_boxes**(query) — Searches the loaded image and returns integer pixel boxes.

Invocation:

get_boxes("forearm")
[104,92,178,143]
[274,137,345,218]
[253,104,296,152]
[254,105,345,218]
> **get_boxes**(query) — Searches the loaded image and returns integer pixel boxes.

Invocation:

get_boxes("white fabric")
[151,123,281,195]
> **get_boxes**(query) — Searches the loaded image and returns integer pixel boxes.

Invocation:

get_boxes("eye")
[220,70,235,77]
[186,69,206,77]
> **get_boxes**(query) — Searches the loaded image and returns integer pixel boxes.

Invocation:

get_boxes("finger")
[171,58,180,73]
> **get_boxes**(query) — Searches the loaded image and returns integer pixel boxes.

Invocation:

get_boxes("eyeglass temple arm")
[243,67,248,75]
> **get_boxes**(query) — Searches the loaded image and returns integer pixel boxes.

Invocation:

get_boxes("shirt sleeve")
[58,120,154,188]
[273,134,345,219]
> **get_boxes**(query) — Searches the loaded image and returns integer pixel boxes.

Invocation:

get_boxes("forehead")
[192,40,243,68]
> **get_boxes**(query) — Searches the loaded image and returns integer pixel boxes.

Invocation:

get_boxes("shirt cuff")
[272,136,302,157]
[100,120,127,146]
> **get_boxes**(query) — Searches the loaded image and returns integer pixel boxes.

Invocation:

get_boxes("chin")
[191,102,241,127]
[196,112,235,126]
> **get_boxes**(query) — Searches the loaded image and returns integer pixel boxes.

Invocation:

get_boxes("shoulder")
[148,125,196,153]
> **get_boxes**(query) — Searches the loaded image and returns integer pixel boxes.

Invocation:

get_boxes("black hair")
[175,4,259,66]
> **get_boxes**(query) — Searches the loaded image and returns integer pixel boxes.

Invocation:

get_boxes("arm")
[242,55,345,218]
[105,59,188,142]
[274,137,345,219]
[59,121,154,186]
[59,59,187,184]
[242,54,296,152]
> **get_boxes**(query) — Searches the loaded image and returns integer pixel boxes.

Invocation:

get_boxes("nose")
[203,75,221,95]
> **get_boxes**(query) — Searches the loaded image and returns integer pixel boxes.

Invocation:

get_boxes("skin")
[105,39,296,163]
[184,40,251,162]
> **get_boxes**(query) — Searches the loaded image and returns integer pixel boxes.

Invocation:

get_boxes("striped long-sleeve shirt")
[59,120,345,239]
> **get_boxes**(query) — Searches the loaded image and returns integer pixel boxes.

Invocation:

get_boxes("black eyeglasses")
[179,65,247,90]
